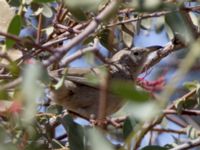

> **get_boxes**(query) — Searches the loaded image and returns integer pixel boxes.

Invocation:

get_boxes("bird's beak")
[145,45,163,54]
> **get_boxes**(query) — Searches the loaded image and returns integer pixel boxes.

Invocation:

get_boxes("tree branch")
[42,0,121,67]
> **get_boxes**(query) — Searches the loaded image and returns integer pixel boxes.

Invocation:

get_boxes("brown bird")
[48,46,162,119]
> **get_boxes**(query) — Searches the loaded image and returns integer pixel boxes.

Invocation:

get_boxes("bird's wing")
[49,67,101,89]
[49,67,93,77]
[65,75,100,89]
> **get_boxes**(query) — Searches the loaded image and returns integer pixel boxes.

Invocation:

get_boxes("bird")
[48,46,162,119]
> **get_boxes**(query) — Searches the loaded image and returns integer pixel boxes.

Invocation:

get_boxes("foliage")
[0,0,200,150]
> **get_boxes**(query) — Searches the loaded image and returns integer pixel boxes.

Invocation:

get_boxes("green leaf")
[165,11,194,44]
[47,104,63,114]
[42,4,53,18]
[7,62,20,76]
[183,81,199,90]
[63,0,101,12]
[63,0,87,21]
[174,98,184,114]
[21,63,44,125]
[59,115,85,150]
[123,117,138,139]
[174,97,197,110]
[85,66,108,86]
[6,15,22,49]
[121,23,134,48]
[141,145,168,150]
[87,128,114,150]
[82,36,95,45]
[141,18,152,30]
[7,0,21,7]
[123,101,161,121]
[33,0,56,3]
[0,90,10,100]
[111,80,149,102]
[127,0,161,11]
[165,24,174,40]
[98,28,114,51]
[155,17,165,33]
[54,69,67,90]
[185,125,199,139]
[0,0,15,32]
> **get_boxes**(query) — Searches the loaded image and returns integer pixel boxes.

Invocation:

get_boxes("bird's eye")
[68,90,74,96]
[133,52,139,56]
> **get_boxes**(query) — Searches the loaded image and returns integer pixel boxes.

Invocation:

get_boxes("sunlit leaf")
[183,81,199,90]
[6,15,22,49]
[25,0,32,5]
[54,69,67,90]
[141,18,152,30]
[189,12,199,27]
[43,26,54,37]
[165,24,174,40]
[7,49,22,61]
[185,125,199,139]
[32,7,43,16]
[155,16,165,33]
[121,23,134,48]
[42,4,53,18]
[143,0,161,10]
[128,0,161,11]
[0,0,15,32]
[63,0,101,12]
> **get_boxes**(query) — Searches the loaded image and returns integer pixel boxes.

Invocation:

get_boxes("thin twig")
[42,0,121,67]
[165,115,187,128]
[171,138,200,150]
[133,88,196,149]
[108,5,200,27]
[97,67,110,126]
[164,109,200,116]
[107,11,172,27]
[142,42,183,73]
[59,46,98,67]
[152,127,186,134]
[36,14,42,44]
[0,77,22,90]
[0,31,54,52]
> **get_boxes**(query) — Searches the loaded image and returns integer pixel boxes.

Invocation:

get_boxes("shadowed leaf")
[141,145,168,150]
[6,15,22,49]
[59,115,85,150]
[111,80,149,102]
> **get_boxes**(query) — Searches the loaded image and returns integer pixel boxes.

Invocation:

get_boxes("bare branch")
[42,0,121,67]
[171,138,200,150]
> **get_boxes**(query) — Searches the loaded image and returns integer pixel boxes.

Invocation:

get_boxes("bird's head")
[111,46,162,79]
